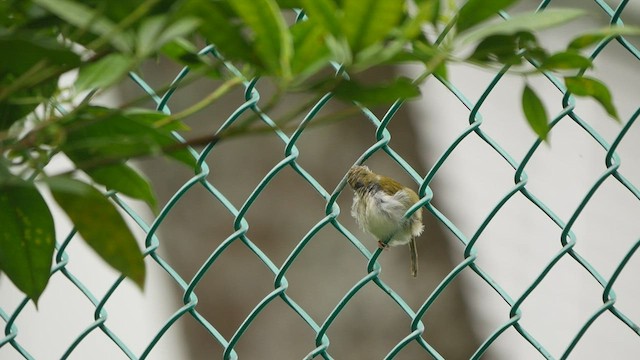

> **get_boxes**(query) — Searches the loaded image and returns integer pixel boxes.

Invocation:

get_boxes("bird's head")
[347,165,377,193]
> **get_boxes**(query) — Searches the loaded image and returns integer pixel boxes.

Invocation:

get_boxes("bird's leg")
[378,240,390,250]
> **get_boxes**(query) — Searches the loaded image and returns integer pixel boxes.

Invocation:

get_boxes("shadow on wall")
[129,63,483,359]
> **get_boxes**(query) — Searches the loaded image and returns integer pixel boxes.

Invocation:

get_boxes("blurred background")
[1,0,639,359]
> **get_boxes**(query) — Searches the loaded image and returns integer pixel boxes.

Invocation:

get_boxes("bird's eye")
[354,181,364,189]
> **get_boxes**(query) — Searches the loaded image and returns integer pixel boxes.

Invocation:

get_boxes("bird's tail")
[409,237,418,277]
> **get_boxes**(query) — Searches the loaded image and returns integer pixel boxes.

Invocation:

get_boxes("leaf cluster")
[1,0,638,302]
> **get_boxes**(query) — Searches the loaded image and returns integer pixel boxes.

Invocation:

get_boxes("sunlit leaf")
[137,15,200,57]
[342,0,405,54]
[412,41,448,80]
[434,61,447,80]
[155,18,200,52]
[459,9,585,45]
[276,0,302,8]
[84,163,157,209]
[75,54,134,92]
[136,16,166,57]
[229,0,292,78]
[568,26,640,50]
[565,76,618,120]
[50,177,145,289]
[290,20,331,78]
[522,85,549,141]
[354,41,407,70]
[0,179,55,304]
[301,0,342,38]
[401,0,439,39]
[457,0,518,33]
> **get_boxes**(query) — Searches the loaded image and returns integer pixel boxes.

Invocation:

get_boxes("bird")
[346,165,424,277]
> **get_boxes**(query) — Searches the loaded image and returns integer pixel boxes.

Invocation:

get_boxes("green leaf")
[468,31,542,66]
[325,34,352,65]
[522,85,549,141]
[276,0,302,7]
[539,51,592,70]
[459,9,585,45]
[342,0,405,54]
[568,26,640,50]
[565,76,618,120]
[0,179,55,304]
[411,41,448,80]
[160,38,205,67]
[61,106,197,169]
[332,77,420,105]
[353,43,445,81]
[424,0,441,25]
[456,0,518,33]
[75,54,134,92]
[290,20,331,77]
[228,0,292,78]
[84,163,157,209]
[137,15,200,57]
[155,17,200,50]
[33,0,132,52]
[50,177,145,289]
[434,61,448,80]
[0,161,11,182]
[0,34,80,76]
[136,16,166,56]
[353,40,406,70]
[300,0,342,38]
[125,108,190,132]
[0,34,80,130]
[401,0,439,39]
[181,0,254,63]
[43,176,93,195]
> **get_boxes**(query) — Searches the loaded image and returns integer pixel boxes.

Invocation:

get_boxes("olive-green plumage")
[347,165,423,277]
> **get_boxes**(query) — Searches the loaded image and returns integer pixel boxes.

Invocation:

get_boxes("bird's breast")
[354,191,408,240]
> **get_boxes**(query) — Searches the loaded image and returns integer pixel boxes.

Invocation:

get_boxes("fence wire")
[2,0,640,359]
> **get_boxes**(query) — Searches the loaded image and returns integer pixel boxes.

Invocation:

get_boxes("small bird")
[346,165,424,277]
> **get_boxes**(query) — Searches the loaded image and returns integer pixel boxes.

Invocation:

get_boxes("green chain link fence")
[2,0,640,359]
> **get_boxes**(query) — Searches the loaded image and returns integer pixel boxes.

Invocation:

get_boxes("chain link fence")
[2,0,640,359]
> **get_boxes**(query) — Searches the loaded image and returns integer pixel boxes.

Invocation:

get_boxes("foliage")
[1,0,638,303]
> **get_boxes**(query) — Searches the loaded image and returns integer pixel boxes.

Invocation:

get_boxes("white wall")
[409,12,640,359]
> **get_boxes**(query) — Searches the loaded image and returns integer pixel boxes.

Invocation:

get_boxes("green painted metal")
[2,0,640,359]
